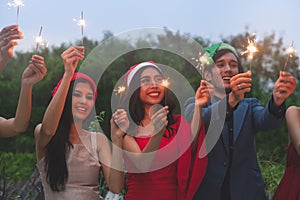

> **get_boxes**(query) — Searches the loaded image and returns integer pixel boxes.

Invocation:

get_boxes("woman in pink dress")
[34,46,125,200]
[273,106,300,200]
[117,61,209,200]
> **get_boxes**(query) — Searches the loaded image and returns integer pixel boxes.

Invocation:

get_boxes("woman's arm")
[100,135,124,194]
[100,109,128,194]
[35,46,84,159]
[286,106,300,156]
[190,80,211,153]
[0,55,46,137]
[124,106,168,153]
[123,106,168,171]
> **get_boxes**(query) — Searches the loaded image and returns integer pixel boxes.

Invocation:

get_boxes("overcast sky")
[1,0,299,58]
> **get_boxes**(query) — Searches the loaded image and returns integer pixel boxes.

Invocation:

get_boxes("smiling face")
[139,67,165,108]
[72,82,95,122]
[204,52,239,98]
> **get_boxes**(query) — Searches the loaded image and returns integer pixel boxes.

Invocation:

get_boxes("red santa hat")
[124,61,162,87]
[51,72,98,102]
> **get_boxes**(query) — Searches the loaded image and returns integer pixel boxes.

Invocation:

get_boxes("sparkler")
[113,85,126,107]
[241,33,258,71]
[282,41,296,71]
[192,52,214,71]
[192,51,213,81]
[162,78,170,106]
[8,0,24,24]
[192,52,204,70]
[193,51,213,69]
[114,85,126,95]
[35,26,44,53]
[73,11,86,46]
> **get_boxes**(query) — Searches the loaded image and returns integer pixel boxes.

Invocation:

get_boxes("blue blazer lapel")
[233,102,248,144]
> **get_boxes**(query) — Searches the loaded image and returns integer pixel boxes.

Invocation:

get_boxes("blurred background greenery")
[0,28,299,199]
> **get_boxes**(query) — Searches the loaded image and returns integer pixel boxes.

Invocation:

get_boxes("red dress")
[124,115,207,200]
[273,144,300,200]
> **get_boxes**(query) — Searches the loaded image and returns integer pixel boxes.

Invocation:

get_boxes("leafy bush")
[258,151,285,199]
[0,152,36,183]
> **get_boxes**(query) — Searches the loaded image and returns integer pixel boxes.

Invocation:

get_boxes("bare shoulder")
[286,106,300,121]
[286,106,300,115]
[0,116,6,122]
[34,123,42,140]
[34,123,45,161]
[94,132,110,149]
[94,132,109,141]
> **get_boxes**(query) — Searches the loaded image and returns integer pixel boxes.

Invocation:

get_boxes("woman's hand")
[111,109,129,142]
[150,105,169,134]
[0,25,24,71]
[195,80,213,106]
[61,46,84,76]
[22,55,47,85]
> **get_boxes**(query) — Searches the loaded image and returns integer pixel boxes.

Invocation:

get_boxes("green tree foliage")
[0,29,299,198]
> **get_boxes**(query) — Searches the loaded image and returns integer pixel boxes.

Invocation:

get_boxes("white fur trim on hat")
[126,62,162,86]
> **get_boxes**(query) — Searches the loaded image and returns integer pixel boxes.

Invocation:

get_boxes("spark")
[114,85,126,95]
[35,26,44,52]
[241,33,259,71]
[73,11,86,45]
[8,0,24,24]
[282,41,296,71]
[162,78,170,88]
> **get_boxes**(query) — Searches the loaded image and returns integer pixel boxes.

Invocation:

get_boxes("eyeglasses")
[140,76,164,86]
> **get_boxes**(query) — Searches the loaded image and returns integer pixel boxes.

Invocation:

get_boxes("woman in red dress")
[115,61,209,200]
[273,106,300,200]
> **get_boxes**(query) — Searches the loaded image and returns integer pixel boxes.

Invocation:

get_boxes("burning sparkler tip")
[114,85,126,95]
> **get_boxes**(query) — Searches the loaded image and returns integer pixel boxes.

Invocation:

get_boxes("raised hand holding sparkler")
[282,41,296,72]
[73,11,86,46]
[241,33,258,71]
[8,0,24,25]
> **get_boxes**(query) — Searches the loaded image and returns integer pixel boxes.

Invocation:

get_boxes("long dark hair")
[121,66,176,138]
[44,79,95,191]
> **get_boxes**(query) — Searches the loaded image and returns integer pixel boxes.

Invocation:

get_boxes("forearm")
[184,97,196,123]
[268,95,286,118]
[122,130,164,172]
[0,57,10,73]
[0,52,10,73]
[13,83,33,133]
[190,104,202,152]
[108,138,124,194]
[0,83,32,137]
[41,73,72,135]
[142,130,164,153]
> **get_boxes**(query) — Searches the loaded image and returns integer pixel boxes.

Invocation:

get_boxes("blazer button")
[223,161,227,166]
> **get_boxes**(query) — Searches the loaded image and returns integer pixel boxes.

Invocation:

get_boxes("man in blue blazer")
[184,43,296,200]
